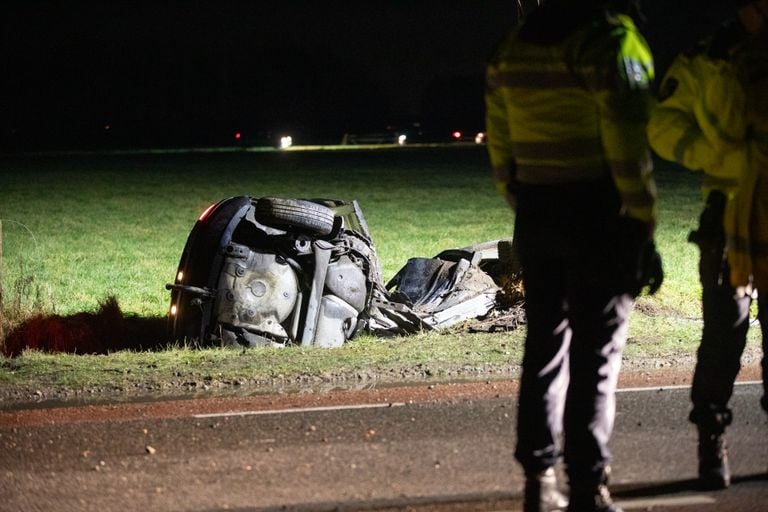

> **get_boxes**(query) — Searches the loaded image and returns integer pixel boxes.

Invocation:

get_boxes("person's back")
[485,1,658,511]
[487,0,656,223]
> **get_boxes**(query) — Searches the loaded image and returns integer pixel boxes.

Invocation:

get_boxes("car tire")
[255,197,335,236]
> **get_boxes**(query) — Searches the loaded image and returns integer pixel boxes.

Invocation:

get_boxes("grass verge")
[0,147,762,403]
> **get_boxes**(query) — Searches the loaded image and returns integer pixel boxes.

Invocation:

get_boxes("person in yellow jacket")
[485,1,660,510]
[647,0,768,491]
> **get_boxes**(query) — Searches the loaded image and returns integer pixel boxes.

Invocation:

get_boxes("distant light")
[397,134,407,145]
[452,131,462,139]
[280,135,293,149]
[198,202,217,221]
[104,124,111,131]
[170,305,177,316]
[235,132,241,140]
[474,132,486,144]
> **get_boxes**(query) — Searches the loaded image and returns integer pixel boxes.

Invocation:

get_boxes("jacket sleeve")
[597,20,657,223]
[647,53,742,181]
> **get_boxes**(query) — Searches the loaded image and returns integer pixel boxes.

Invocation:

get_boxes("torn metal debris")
[166,196,524,348]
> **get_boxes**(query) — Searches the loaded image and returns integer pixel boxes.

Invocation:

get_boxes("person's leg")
[515,255,570,512]
[514,179,626,511]
[757,295,768,477]
[691,286,751,421]
[563,287,632,512]
[514,185,570,512]
[688,192,751,489]
[515,259,570,473]
[690,269,751,489]
[758,294,768,414]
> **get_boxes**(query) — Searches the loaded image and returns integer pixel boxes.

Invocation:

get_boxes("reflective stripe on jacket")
[648,21,768,290]
[647,21,746,198]
[485,13,657,222]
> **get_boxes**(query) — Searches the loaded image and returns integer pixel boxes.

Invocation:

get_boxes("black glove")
[635,240,663,296]
[614,216,663,296]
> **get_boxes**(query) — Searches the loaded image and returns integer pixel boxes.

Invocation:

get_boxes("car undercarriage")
[166,196,523,348]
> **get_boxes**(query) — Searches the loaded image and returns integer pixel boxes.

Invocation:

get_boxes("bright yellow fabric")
[485,14,656,222]
[647,47,745,198]
[717,39,768,290]
[650,28,768,290]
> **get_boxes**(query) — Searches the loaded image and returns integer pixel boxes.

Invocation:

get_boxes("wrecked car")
[166,196,521,348]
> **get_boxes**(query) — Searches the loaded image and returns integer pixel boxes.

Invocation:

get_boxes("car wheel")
[255,197,335,236]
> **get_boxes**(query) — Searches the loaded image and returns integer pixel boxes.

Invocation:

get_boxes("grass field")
[1,147,520,317]
[0,146,761,397]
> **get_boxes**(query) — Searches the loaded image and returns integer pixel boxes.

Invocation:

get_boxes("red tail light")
[198,203,217,222]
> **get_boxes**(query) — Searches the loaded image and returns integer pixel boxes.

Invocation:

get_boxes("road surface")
[1,378,766,511]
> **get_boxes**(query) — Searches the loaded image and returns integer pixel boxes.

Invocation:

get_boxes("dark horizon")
[1,1,732,152]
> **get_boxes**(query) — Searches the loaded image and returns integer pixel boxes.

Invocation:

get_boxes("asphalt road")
[1,381,766,512]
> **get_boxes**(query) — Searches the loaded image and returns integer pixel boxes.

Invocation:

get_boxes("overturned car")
[166,196,522,348]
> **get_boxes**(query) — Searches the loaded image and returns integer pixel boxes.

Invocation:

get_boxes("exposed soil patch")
[1,361,762,428]
[1,348,762,413]
[1,297,762,409]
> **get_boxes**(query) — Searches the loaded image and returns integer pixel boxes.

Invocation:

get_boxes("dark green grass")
[0,148,514,316]
[0,147,702,317]
[0,147,761,397]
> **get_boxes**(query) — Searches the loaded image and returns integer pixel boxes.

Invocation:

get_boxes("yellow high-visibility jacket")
[716,35,768,291]
[647,22,746,198]
[485,13,657,223]
[648,22,768,290]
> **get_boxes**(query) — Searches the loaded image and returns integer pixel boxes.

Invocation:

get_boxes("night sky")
[2,1,731,151]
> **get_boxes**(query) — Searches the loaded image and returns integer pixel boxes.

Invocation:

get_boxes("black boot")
[697,428,731,490]
[524,467,569,512]
[567,468,622,512]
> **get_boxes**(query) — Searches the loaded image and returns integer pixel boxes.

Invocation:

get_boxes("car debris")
[166,196,524,348]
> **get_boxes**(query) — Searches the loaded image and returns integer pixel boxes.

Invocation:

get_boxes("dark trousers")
[690,192,768,430]
[513,179,635,481]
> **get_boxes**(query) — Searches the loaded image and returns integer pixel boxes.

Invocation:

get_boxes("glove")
[614,215,662,296]
[635,240,663,296]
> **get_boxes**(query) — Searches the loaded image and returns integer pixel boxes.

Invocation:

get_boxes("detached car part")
[167,196,515,348]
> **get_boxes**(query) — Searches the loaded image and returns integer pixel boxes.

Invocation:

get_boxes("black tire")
[255,197,335,236]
